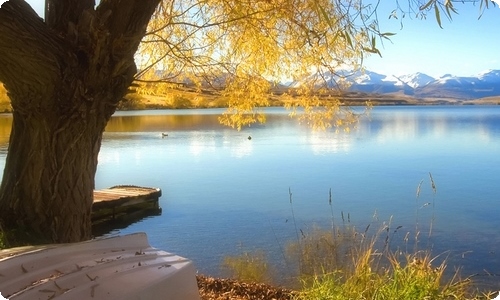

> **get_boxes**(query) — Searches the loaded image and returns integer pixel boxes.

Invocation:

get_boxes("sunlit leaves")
[0,83,10,109]
[218,75,270,130]
[283,83,371,132]
[136,0,384,130]
[434,3,442,28]
[419,0,434,11]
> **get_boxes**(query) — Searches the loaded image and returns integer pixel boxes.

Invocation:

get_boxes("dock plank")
[92,185,162,210]
[91,185,162,233]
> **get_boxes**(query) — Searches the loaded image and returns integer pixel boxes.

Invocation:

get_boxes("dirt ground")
[197,275,297,300]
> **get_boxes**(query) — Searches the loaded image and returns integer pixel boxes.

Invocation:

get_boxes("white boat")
[0,232,200,300]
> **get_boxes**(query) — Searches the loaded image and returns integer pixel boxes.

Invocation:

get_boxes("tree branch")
[0,0,67,109]
[95,0,161,79]
[45,0,95,33]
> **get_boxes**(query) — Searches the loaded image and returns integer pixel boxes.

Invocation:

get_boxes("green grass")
[294,245,480,300]
[222,249,273,283]
[223,225,497,300]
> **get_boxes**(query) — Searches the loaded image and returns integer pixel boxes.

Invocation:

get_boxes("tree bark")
[0,0,160,244]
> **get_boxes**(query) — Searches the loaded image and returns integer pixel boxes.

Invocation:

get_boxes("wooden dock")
[92,185,162,235]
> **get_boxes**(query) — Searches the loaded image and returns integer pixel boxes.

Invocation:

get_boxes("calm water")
[1,106,500,289]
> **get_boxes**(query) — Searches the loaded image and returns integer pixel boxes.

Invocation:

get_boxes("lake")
[1,106,499,290]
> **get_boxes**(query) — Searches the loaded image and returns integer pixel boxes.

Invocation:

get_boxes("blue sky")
[2,0,499,78]
[364,2,500,77]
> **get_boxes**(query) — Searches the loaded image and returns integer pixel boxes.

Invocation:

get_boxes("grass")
[221,177,499,300]
[294,241,482,300]
[224,226,497,300]
[222,249,273,283]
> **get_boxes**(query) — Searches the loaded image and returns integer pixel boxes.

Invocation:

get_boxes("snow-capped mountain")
[417,70,500,99]
[294,70,403,94]
[395,72,435,89]
[478,69,500,82]
[292,69,500,99]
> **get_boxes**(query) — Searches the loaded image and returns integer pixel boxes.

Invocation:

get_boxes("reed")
[426,172,437,241]
[328,188,335,231]
[292,229,492,300]
[286,225,362,281]
[221,180,497,299]
[293,178,494,299]
[289,187,301,255]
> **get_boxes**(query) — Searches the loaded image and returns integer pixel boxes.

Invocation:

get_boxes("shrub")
[118,93,146,110]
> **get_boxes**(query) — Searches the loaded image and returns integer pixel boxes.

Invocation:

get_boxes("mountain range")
[292,69,500,100]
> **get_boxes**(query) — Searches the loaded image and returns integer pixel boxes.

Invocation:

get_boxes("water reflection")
[1,106,498,156]
[362,106,500,142]
[186,130,253,158]
[106,109,228,132]
[188,131,217,157]
[102,106,500,156]
[304,131,352,155]
[0,114,12,153]
[228,137,253,158]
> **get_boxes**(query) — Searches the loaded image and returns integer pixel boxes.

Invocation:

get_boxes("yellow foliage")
[0,83,11,112]
[136,0,383,129]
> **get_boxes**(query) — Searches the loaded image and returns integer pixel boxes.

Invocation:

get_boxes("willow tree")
[0,0,487,245]
[136,0,390,130]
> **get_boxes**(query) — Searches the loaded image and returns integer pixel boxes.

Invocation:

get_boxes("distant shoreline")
[1,91,498,114]
[119,90,500,111]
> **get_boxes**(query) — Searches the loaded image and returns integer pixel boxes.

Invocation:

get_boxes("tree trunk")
[0,0,160,244]
[0,107,105,243]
